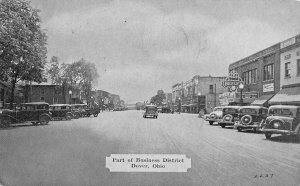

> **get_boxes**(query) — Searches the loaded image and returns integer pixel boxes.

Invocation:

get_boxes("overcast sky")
[30,0,300,103]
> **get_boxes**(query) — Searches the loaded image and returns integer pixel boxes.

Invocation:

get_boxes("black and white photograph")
[0,0,300,185]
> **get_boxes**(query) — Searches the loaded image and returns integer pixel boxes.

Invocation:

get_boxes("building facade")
[172,75,226,113]
[228,34,300,107]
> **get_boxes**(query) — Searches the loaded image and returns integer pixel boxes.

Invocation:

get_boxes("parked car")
[49,104,73,120]
[85,107,100,117]
[143,105,158,119]
[70,104,87,118]
[0,102,52,127]
[206,107,223,125]
[260,105,300,140]
[235,106,268,132]
[219,106,241,128]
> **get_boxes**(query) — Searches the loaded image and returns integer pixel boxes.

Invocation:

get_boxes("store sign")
[222,70,243,92]
[263,83,274,92]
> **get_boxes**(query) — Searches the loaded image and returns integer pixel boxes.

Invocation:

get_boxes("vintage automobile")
[85,107,100,117]
[49,104,73,120]
[260,105,300,140]
[70,104,88,118]
[219,106,241,128]
[206,107,223,125]
[235,106,268,132]
[0,102,52,127]
[143,105,158,119]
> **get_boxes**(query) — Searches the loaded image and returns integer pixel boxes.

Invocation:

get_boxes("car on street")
[49,104,73,120]
[0,102,52,127]
[235,106,268,132]
[70,104,88,118]
[206,106,223,125]
[85,106,100,117]
[260,105,300,140]
[143,105,158,119]
[219,106,241,128]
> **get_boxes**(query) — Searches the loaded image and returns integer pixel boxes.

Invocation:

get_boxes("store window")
[285,62,291,77]
[263,64,274,81]
[297,59,300,76]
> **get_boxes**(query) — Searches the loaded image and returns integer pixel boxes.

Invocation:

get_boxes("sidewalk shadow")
[268,135,300,144]
[0,123,44,130]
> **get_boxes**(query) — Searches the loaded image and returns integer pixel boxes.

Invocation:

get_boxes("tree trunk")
[10,77,17,110]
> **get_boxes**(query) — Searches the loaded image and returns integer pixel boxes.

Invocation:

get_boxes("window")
[242,69,257,84]
[40,89,45,94]
[297,59,300,76]
[40,97,45,101]
[285,62,291,77]
[209,85,214,94]
[37,105,47,110]
[263,64,274,81]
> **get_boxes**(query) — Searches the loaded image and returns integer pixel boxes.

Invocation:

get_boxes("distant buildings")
[172,75,227,113]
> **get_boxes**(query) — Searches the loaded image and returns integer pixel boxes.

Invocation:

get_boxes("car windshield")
[223,108,238,113]
[240,108,257,114]
[269,108,295,117]
[146,107,156,111]
[213,108,223,112]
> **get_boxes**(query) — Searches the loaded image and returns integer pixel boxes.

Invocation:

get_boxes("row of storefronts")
[171,34,300,113]
[227,34,300,107]
[172,75,227,113]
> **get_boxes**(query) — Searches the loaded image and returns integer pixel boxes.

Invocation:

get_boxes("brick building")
[172,75,226,113]
[228,34,300,107]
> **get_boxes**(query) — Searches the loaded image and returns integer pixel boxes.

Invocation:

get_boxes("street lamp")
[197,92,201,113]
[239,83,244,106]
[68,90,72,104]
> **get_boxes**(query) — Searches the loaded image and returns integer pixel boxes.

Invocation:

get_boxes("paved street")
[0,110,300,186]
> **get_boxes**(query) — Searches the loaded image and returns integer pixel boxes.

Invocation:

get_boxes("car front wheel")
[65,114,72,120]
[94,113,98,117]
[1,117,11,128]
[237,127,242,132]
[209,121,214,125]
[220,123,226,128]
[265,132,272,139]
[40,116,50,125]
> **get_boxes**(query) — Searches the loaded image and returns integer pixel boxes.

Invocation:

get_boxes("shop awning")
[251,94,274,106]
[269,86,300,105]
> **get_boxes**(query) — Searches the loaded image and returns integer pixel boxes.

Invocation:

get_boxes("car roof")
[146,105,157,108]
[50,104,70,107]
[223,106,241,109]
[21,102,49,105]
[269,105,299,109]
[240,106,268,110]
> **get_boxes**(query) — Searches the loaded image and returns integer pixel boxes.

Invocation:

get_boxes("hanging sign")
[222,70,243,92]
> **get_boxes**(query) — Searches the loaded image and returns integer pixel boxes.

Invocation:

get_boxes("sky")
[30,0,300,103]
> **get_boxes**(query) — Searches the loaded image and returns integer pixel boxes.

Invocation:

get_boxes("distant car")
[235,106,268,133]
[206,107,223,125]
[143,105,158,119]
[260,105,300,140]
[0,102,52,127]
[219,106,241,128]
[85,107,100,117]
[49,104,73,120]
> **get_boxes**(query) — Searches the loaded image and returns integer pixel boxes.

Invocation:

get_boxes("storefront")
[219,91,258,106]
[269,85,300,106]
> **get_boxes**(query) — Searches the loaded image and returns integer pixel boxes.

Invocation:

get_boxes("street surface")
[0,110,300,186]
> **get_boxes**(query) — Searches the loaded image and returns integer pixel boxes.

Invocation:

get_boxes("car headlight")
[273,122,280,129]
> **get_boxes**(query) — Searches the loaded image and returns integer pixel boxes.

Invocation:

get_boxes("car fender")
[39,113,51,120]
[0,114,17,121]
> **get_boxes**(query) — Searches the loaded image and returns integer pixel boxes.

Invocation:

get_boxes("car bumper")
[207,119,222,122]
[219,121,235,125]
[235,122,260,129]
[260,129,297,135]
